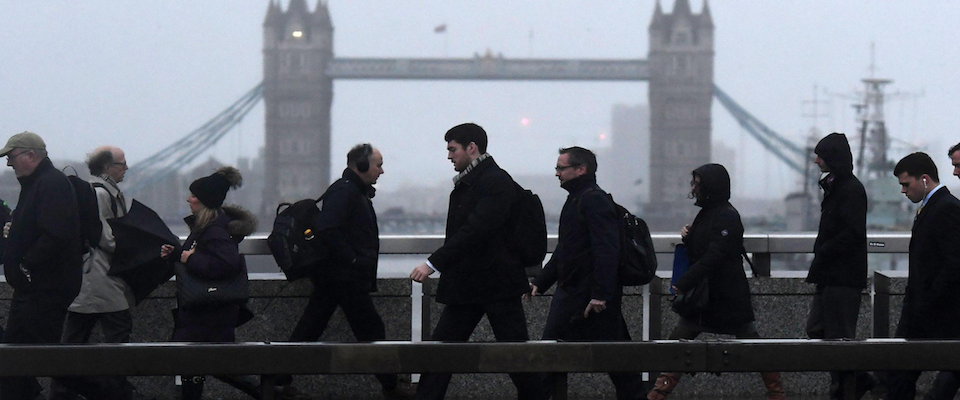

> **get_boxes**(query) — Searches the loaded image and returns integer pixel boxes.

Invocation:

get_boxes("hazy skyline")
[2,1,958,200]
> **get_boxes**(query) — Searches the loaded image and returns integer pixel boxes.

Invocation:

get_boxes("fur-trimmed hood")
[223,205,258,239]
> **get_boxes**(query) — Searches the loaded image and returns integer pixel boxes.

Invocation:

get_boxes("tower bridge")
[261,0,713,229]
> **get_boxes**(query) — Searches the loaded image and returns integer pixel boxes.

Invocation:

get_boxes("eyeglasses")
[112,162,127,167]
[555,164,580,172]
[6,151,30,161]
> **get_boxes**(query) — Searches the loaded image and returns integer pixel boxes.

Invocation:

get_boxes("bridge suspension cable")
[125,83,264,195]
[713,84,806,174]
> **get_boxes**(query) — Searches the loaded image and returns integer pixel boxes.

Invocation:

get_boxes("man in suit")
[409,123,543,400]
[886,152,960,400]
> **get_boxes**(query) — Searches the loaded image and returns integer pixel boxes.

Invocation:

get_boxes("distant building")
[597,104,650,212]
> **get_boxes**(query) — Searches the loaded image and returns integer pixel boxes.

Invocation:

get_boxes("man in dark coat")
[805,133,876,399]
[528,146,643,399]
[0,132,83,400]
[886,152,960,400]
[923,143,960,400]
[281,144,414,400]
[410,123,542,400]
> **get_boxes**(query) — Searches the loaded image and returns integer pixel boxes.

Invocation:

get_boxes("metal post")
[873,271,891,338]
[552,372,568,400]
[752,252,772,277]
[421,279,433,341]
[260,374,276,400]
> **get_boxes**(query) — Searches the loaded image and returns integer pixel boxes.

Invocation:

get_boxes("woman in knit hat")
[160,166,258,400]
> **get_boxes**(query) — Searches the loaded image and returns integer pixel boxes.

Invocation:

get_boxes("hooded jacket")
[313,168,380,292]
[674,164,755,327]
[806,133,868,288]
[3,158,82,298]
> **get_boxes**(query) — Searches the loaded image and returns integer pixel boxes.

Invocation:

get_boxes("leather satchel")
[175,258,249,309]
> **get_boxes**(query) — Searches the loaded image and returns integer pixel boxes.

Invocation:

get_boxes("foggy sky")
[1,1,958,200]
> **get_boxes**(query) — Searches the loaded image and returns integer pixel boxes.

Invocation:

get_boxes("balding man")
[50,146,136,400]
[0,132,83,400]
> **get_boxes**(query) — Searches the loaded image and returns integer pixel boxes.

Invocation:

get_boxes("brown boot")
[647,373,681,400]
[761,372,787,400]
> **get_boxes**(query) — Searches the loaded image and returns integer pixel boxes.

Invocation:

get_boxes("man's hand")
[410,263,435,282]
[522,284,539,301]
[583,299,606,318]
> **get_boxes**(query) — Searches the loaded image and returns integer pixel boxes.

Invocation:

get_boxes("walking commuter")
[0,132,83,400]
[409,123,545,400]
[50,146,143,400]
[805,133,877,399]
[647,164,787,400]
[922,143,960,400]
[160,166,259,400]
[886,152,960,400]
[527,146,644,399]
[278,144,416,400]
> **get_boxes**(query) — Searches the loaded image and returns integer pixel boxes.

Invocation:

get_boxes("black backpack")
[506,182,548,268]
[578,190,658,286]
[267,194,329,281]
[63,169,102,254]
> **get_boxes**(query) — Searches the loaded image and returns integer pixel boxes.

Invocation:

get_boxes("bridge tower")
[262,0,333,212]
[646,0,714,229]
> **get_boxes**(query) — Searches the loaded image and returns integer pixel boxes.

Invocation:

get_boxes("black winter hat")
[189,166,242,209]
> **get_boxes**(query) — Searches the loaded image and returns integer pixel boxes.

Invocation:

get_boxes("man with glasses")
[50,146,139,400]
[527,146,644,399]
[0,132,83,400]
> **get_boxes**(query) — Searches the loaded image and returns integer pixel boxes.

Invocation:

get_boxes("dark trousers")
[286,280,398,390]
[541,287,643,400]
[887,319,960,400]
[0,290,71,400]
[415,298,544,400]
[51,310,135,400]
[806,285,875,399]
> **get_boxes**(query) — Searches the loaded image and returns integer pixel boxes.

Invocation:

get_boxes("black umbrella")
[107,199,180,303]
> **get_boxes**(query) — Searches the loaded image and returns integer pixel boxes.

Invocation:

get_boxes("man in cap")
[0,132,83,400]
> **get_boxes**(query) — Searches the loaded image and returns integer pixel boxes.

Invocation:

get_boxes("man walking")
[50,146,137,400]
[886,152,960,400]
[410,123,543,400]
[805,133,876,399]
[0,132,83,400]
[280,144,415,400]
[527,146,644,399]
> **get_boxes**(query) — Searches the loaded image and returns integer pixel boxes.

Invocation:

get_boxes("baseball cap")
[0,131,46,157]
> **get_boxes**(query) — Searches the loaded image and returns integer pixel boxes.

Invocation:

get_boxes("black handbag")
[670,244,710,318]
[175,257,249,309]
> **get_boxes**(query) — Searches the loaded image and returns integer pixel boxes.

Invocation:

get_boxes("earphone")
[357,143,373,173]
[923,178,928,189]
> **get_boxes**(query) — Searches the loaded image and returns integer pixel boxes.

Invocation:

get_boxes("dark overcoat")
[900,187,960,339]
[313,168,379,292]
[427,157,530,305]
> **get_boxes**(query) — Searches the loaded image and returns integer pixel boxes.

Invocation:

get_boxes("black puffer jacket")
[427,157,530,305]
[3,158,82,297]
[806,133,868,288]
[314,168,380,292]
[674,164,755,327]
[533,174,620,302]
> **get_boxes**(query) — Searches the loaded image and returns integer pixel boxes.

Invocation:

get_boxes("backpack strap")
[90,182,119,218]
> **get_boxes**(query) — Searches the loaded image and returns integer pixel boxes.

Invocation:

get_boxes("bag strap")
[90,182,119,218]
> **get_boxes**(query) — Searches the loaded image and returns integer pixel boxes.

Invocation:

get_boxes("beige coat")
[68,176,133,313]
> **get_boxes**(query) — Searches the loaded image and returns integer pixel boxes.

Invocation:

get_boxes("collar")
[342,168,375,198]
[96,174,122,194]
[922,184,946,207]
[561,174,596,194]
[17,158,54,185]
[453,153,491,186]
